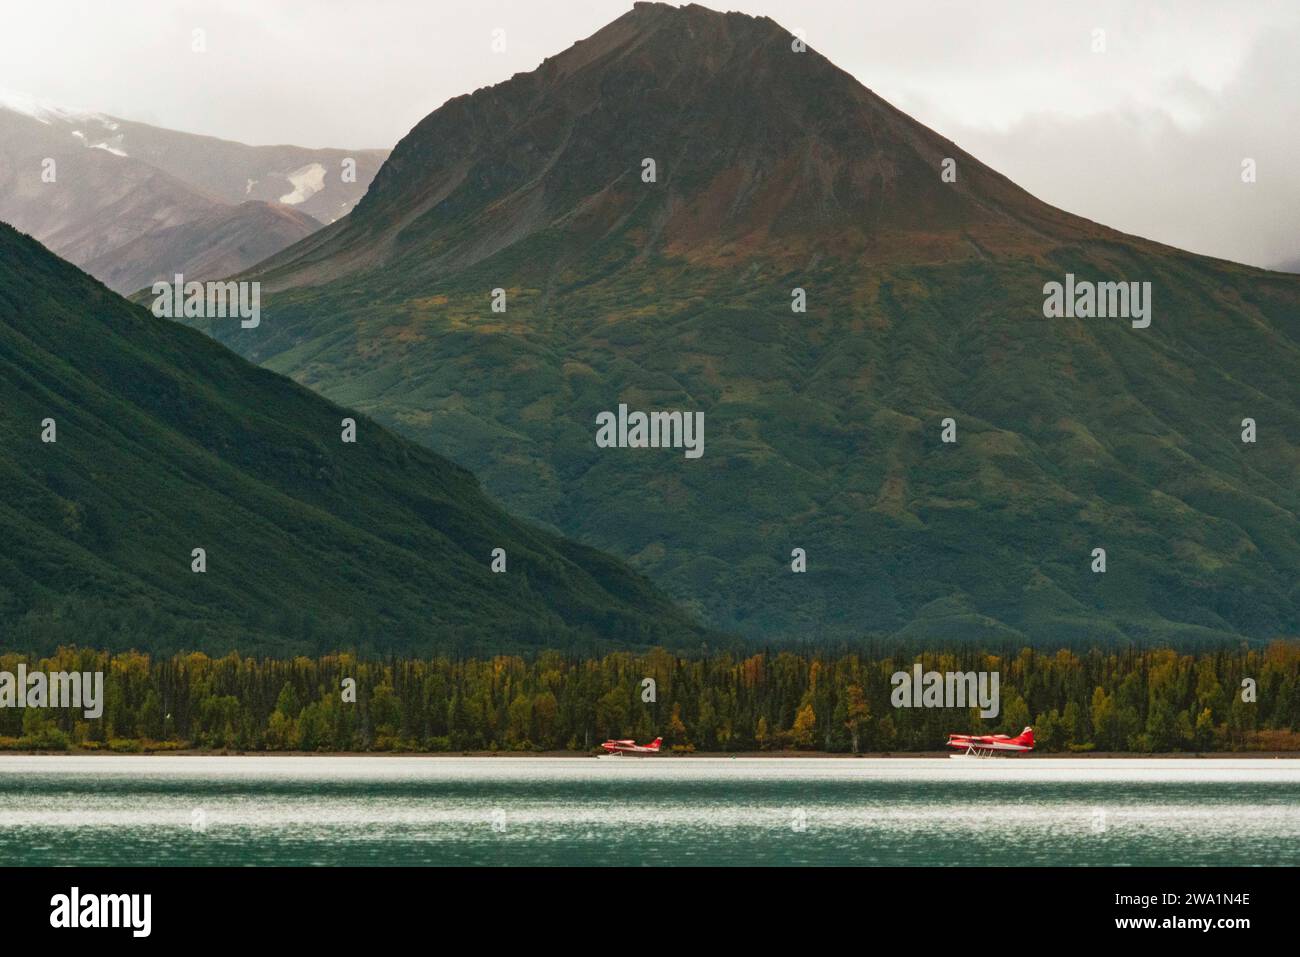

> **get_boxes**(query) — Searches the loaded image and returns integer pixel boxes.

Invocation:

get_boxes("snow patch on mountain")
[0,88,112,127]
[70,127,127,157]
[279,163,326,205]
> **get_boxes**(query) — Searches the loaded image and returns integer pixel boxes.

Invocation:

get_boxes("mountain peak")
[254,1,1119,290]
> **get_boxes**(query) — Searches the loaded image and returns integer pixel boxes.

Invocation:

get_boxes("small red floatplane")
[599,736,663,757]
[946,727,1034,758]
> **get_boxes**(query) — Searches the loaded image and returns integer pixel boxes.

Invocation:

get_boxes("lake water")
[0,756,1296,866]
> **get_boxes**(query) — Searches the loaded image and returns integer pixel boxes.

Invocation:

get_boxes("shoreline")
[1,750,1297,759]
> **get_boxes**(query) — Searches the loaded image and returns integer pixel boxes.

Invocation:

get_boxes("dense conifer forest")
[3,642,1297,753]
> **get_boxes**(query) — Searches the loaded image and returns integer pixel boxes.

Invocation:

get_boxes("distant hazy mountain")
[0,220,705,655]
[213,2,1300,647]
[0,90,386,292]
[84,201,321,297]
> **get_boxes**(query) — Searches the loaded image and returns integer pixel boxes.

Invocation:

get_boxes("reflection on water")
[0,756,1296,865]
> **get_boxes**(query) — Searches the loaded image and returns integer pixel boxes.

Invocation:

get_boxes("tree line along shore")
[1,643,1297,754]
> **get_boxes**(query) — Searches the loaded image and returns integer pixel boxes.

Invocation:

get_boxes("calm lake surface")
[0,756,1296,866]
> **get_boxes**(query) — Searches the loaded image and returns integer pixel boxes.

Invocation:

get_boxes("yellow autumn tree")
[789,703,816,750]
[668,702,688,749]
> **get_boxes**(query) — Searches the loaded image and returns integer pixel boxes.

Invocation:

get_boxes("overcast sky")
[2,0,1296,269]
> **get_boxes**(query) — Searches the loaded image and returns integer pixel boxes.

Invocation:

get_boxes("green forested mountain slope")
[205,3,1300,645]
[0,222,707,654]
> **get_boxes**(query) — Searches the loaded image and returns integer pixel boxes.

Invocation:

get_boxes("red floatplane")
[947,727,1034,758]
[599,736,663,757]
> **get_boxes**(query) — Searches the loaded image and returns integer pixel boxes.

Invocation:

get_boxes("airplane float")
[946,726,1034,758]
[598,736,663,757]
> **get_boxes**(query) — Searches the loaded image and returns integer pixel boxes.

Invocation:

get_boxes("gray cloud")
[937,22,1300,269]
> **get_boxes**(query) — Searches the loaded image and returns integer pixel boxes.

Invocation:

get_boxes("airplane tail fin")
[649,737,663,751]
[1020,727,1034,747]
